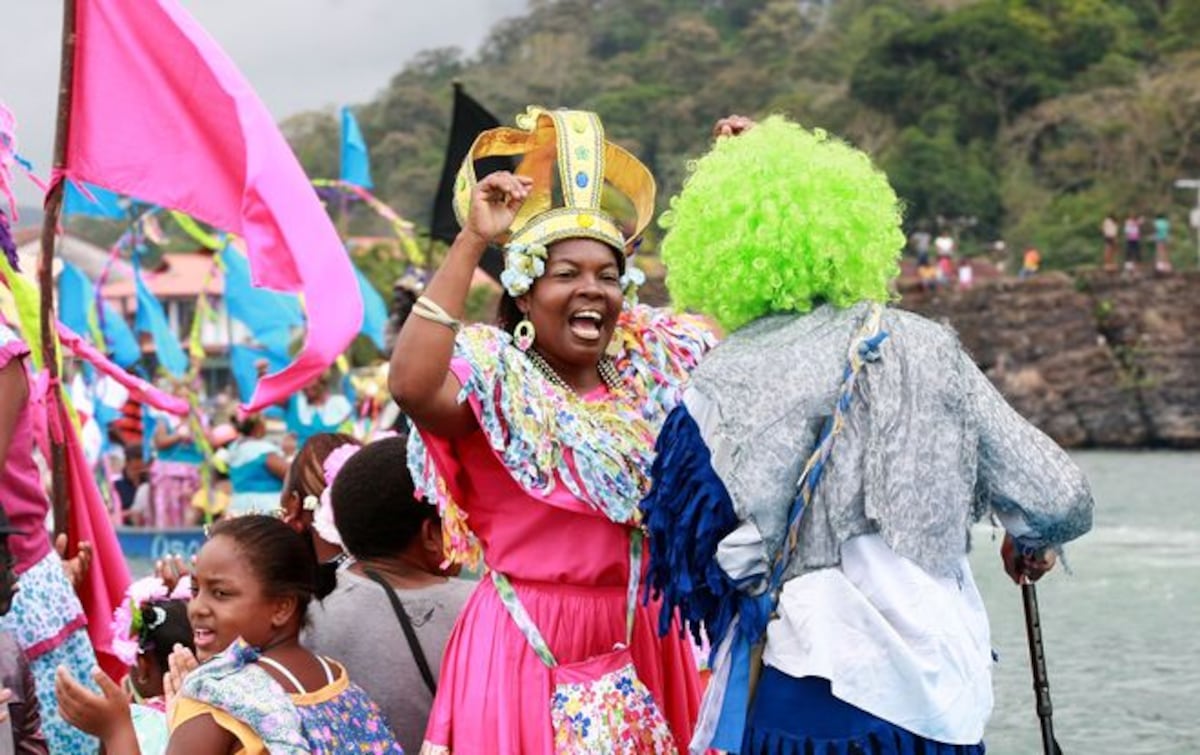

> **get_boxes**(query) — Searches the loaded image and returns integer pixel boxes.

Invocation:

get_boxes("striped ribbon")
[766,303,889,598]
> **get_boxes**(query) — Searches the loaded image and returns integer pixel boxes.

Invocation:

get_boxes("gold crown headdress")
[453,107,655,296]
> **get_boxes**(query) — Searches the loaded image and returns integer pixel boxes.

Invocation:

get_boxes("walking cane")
[1021,577,1064,755]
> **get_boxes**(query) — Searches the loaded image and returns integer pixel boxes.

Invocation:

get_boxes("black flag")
[429,83,513,280]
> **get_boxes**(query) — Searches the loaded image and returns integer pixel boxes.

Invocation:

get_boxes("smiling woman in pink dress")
[390,107,715,754]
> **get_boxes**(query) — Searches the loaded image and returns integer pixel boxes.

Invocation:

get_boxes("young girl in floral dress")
[57,515,404,754]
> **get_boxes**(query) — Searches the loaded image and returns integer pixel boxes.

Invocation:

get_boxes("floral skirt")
[150,459,201,527]
[422,576,700,753]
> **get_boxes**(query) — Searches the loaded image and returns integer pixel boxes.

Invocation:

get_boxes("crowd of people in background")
[90,369,382,531]
[907,208,1179,294]
[1102,211,1174,273]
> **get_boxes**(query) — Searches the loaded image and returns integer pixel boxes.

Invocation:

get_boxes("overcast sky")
[1,0,527,208]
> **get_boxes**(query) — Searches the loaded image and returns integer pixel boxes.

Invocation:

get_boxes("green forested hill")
[282,0,1200,270]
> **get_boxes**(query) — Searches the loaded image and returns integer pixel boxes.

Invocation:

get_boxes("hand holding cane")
[1004,534,1065,755]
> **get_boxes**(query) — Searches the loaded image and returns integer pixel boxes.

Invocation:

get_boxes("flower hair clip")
[110,576,170,667]
[311,443,360,548]
[499,242,548,297]
[619,266,646,304]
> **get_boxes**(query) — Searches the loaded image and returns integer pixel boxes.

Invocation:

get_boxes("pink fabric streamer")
[0,100,20,221]
[34,376,132,682]
[66,0,363,412]
[57,321,189,415]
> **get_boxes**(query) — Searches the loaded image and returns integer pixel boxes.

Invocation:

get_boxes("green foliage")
[883,110,1004,234]
[1163,0,1200,50]
[852,2,1063,138]
[464,284,501,324]
[278,0,1200,273]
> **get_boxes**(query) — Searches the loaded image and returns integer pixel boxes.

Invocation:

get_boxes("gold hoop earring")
[514,319,536,352]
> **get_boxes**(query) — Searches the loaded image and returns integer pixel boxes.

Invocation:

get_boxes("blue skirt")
[743,668,986,755]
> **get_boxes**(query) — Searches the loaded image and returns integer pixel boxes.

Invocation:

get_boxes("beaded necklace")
[525,348,623,395]
[408,307,717,567]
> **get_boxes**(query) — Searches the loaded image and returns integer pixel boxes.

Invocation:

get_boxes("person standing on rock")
[1153,212,1172,273]
[1123,213,1144,271]
[1101,212,1119,271]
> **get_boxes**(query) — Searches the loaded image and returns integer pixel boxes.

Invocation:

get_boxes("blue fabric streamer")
[64,180,127,218]
[12,152,35,174]
[641,405,742,645]
[134,262,188,376]
[713,626,757,753]
[339,106,374,189]
[219,244,303,356]
[58,264,96,340]
[141,405,157,462]
[59,262,141,367]
[230,343,290,405]
[100,298,142,369]
[354,265,388,351]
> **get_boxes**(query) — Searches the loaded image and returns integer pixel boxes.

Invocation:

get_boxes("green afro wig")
[660,116,904,332]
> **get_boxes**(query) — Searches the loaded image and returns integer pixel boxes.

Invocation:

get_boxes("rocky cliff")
[897,270,1200,449]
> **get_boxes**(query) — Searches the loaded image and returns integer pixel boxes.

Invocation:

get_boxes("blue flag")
[229,343,290,405]
[64,180,127,218]
[219,244,303,355]
[339,106,374,189]
[134,265,188,377]
[58,264,98,340]
[58,262,141,367]
[354,266,388,351]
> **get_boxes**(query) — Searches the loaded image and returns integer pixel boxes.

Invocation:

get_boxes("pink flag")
[66,0,362,411]
[49,384,132,682]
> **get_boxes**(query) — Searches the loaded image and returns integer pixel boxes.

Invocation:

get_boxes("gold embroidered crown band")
[452,107,656,298]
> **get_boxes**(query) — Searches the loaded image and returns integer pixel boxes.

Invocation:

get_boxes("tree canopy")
[284,0,1200,270]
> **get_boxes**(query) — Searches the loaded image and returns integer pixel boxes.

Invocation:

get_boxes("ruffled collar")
[409,305,716,567]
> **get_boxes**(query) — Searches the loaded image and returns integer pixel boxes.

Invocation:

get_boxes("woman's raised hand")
[464,171,533,245]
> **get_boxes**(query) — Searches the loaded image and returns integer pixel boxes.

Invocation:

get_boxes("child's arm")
[165,713,239,754]
[55,667,140,754]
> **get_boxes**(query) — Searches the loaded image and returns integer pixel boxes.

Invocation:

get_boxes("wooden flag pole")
[39,0,79,538]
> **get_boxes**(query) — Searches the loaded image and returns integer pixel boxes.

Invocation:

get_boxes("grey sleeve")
[965,350,1095,549]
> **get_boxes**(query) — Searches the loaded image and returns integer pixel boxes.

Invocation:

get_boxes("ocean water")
[972,451,1200,754]
[127,451,1199,753]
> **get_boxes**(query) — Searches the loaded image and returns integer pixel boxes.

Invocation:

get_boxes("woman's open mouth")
[568,309,605,341]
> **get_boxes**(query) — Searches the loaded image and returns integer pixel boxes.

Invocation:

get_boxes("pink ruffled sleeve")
[0,323,31,371]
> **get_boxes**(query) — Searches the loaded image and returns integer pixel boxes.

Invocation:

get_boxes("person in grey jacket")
[642,115,1094,755]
